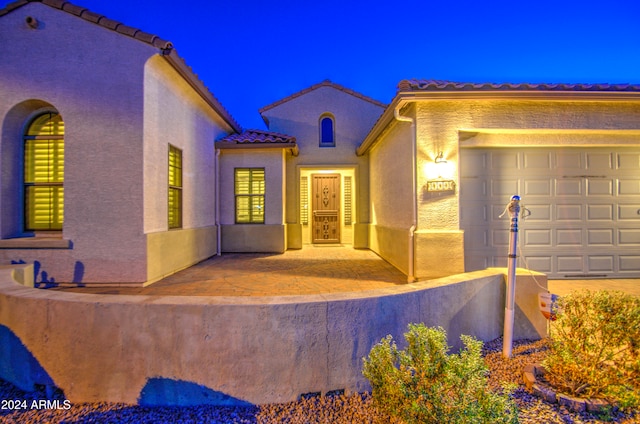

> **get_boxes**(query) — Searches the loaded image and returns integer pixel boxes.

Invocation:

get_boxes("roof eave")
[395,89,640,101]
[356,89,640,156]
[215,141,299,157]
[259,80,387,116]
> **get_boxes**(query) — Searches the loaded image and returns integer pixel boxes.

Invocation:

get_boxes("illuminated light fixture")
[434,151,447,164]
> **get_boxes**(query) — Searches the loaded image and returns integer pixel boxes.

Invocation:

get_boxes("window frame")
[319,113,335,147]
[234,168,265,224]
[23,111,65,232]
[168,144,183,229]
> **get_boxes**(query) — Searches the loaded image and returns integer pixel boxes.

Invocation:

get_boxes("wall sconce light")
[423,151,456,197]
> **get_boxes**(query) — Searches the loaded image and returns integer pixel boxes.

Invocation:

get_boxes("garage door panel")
[557,256,584,273]
[491,204,510,222]
[586,152,613,170]
[523,229,552,247]
[587,179,614,196]
[588,256,615,273]
[464,228,488,249]
[524,256,552,273]
[619,229,640,245]
[620,256,640,271]
[460,178,487,199]
[556,152,583,169]
[587,229,614,245]
[524,152,552,169]
[490,152,519,170]
[461,147,640,278]
[492,229,510,246]
[492,179,519,196]
[556,179,582,196]
[619,204,640,219]
[556,204,582,221]
[557,229,582,245]
[525,204,551,221]
[619,179,640,195]
[460,201,488,223]
[617,153,640,169]
[587,204,613,220]
[524,180,551,196]
[460,151,487,176]
[465,254,490,271]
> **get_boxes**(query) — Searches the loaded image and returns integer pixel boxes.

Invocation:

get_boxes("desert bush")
[362,324,518,424]
[543,290,640,408]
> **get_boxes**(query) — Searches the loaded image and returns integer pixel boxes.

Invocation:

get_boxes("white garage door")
[460,148,640,279]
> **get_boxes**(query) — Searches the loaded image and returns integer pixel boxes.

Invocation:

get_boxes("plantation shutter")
[24,113,64,231]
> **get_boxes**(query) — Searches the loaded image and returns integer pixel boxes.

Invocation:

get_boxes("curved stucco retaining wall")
[0,265,547,406]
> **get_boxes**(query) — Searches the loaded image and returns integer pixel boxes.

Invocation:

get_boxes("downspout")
[215,149,222,256]
[394,104,417,283]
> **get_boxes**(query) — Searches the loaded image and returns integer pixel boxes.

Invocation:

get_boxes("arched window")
[23,112,64,231]
[319,114,335,147]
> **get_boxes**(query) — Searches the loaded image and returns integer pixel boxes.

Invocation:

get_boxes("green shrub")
[543,290,640,409]
[362,324,518,424]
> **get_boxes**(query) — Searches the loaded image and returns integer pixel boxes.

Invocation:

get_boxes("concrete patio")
[46,246,639,297]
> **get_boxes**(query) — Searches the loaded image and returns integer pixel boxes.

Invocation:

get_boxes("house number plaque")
[426,180,456,192]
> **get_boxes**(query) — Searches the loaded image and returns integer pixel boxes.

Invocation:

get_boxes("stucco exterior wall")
[146,226,218,284]
[410,98,640,278]
[142,56,231,278]
[143,56,229,233]
[219,149,287,252]
[368,116,414,273]
[414,98,640,232]
[0,265,547,406]
[261,86,384,247]
[0,3,156,283]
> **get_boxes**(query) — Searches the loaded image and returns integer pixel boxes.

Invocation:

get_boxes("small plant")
[543,290,640,409]
[362,324,518,424]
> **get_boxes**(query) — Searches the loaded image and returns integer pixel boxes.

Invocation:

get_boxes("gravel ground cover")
[1,338,638,423]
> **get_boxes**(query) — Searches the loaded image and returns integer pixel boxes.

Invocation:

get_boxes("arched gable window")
[24,112,64,231]
[319,114,335,147]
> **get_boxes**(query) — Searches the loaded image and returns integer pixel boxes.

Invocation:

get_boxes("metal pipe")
[394,104,417,283]
[503,195,521,358]
[215,149,222,256]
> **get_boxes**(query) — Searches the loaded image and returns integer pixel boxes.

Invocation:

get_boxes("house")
[0,0,240,285]
[216,81,386,253]
[359,80,640,280]
[1,1,639,286]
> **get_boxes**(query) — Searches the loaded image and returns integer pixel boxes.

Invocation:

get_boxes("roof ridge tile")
[61,2,85,16]
[259,79,387,114]
[397,79,640,92]
[41,0,65,9]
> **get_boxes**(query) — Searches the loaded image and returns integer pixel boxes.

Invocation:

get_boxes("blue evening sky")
[3,0,639,130]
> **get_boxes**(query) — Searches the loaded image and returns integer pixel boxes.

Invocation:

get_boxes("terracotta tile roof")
[218,129,296,144]
[398,79,640,92]
[216,129,299,156]
[357,79,640,157]
[259,79,387,114]
[0,0,242,133]
[0,0,173,50]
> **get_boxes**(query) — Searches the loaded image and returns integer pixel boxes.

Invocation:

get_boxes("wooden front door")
[312,174,340,243]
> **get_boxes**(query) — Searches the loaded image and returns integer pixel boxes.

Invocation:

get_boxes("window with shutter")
[168,145,183,229]
[235,168,265,224]
[24,112,64,231]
